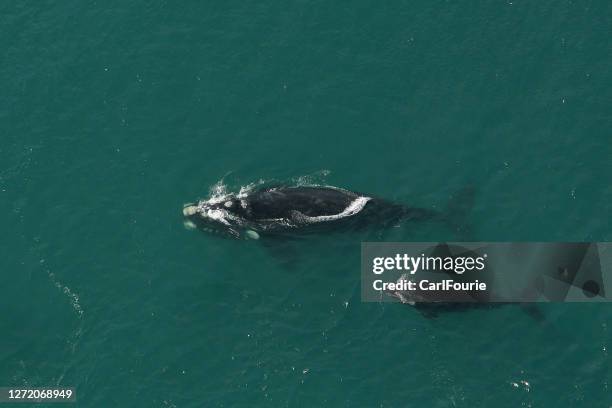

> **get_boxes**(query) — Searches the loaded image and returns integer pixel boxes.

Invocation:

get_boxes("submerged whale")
[183,185,472,239]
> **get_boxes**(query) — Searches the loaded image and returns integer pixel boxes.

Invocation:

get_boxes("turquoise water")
[2,1,611,406]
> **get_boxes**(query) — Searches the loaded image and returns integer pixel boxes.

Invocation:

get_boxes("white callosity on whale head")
[183,205,199,217]
[194,198,247,228]
[297,196,371,223]
[184,197,241,231]
[183,220,197,230]
[245,230,260,240]
[182,180,264,238]
[197,205,232,226]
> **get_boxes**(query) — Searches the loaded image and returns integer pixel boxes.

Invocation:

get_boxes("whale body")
[183,185,440,239]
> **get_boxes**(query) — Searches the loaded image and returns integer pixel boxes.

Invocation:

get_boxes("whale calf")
[183,185,470,239]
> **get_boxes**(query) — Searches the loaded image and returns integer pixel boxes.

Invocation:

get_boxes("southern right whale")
[183,184,474,239]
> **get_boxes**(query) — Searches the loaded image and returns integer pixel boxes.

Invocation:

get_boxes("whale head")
[182,196,248,238]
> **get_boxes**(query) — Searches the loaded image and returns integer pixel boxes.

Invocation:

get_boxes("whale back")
[246,187,359,220]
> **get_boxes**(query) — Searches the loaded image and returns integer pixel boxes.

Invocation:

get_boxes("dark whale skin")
[246,187,358,219]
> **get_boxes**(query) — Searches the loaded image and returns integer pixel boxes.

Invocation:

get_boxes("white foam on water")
[293,169,331,186]
[48,270,84,318]
[237,181,263,198]
[206,179,231,204]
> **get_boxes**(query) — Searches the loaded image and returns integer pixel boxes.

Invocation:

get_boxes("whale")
[183,185,473,239]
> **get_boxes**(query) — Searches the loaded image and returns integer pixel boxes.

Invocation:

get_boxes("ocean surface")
[1,1,611,407]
